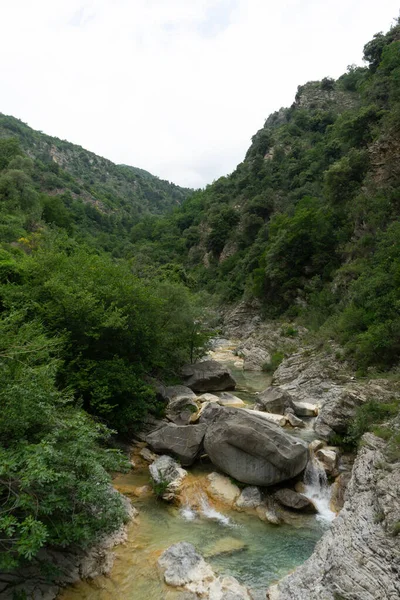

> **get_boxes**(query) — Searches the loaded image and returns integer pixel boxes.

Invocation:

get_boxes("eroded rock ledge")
[268,433,400,600]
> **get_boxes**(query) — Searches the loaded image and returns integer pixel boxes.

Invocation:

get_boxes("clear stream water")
[59,340,334,600]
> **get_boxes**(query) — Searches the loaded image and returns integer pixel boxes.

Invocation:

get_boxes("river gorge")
[58,339,339,600]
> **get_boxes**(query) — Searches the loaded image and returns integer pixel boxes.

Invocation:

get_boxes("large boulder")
[181,360,236,392]
[146,423,207,466]
[158,542,252,599]
[239,345,271,371]
[203,409,308,486]
[158,542,214,587]
[255,387,295,415]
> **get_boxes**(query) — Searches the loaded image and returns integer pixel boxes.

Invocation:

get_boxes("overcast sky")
[1,1,399,188]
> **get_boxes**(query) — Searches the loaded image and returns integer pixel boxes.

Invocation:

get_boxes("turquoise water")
[59,340,328,600]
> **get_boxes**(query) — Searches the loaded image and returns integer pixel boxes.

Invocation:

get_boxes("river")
[59,339,334,600]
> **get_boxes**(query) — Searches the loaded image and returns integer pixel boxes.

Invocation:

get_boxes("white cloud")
[0,0,399,187]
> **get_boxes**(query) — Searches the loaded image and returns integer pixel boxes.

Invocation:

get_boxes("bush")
[262,351,285,373]
[0,312,129,570]
[345,399,399,448]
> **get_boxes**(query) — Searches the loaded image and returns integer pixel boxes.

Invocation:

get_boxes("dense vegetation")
[0,126,207,571]
[1,19,400,580]
[0,113,192,256]
[129,22,400,372]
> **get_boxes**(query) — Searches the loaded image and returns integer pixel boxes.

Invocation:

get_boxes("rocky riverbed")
[8,310,399,600]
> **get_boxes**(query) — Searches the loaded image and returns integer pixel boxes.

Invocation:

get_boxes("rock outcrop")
[203,408,308,485]
[146,423,207,466]
[149,455,187,501]
[315,380,393,440]
[158,542,252,599]
[268,433,400,600]
[181,360,236,392]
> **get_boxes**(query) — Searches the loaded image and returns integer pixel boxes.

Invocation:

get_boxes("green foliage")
[335,222,400,368]
[262,351,285,374]
[0,312,129,570]
[392,521,400,536]
[0,238,210,434]
[344,399,399,448]
[254,197,339,310]
[151,475,170,499]
[0,137,22,170]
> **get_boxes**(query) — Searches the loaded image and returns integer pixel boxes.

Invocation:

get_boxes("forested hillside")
[0,120,204,571]
[1,18,400,582]
[0,113,192,255]
[131,21,400,372]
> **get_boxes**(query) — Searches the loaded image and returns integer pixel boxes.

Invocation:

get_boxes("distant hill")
[0,113,192,252]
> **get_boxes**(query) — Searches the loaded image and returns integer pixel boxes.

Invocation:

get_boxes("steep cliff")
[268,431,400,600]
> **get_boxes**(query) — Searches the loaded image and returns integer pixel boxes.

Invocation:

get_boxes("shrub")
[262,351,285,373]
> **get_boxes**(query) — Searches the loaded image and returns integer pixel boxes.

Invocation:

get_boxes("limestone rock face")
[274,489,317,513]
[314,381,392,440]
[182,360,236,392]
[203,408,308,486]
[146,423,206,466]
[238,344,271,371]
[268,433,400,600]
[255,387,294,415]
[149,455,187,501]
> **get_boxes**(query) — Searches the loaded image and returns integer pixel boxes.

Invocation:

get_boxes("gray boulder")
[199,402,225,424]
[181,360,236,392]
[158,542,213,587]
[164,385,197,402]
[203,409,308,486]
[285,411,306,428]
[274,489,317,513]
[235,486,263,510]
[255,387,294,415]
[146,423,206,466]
[166,396,199,426]
[158,542,252,599]
[149,455,187,501]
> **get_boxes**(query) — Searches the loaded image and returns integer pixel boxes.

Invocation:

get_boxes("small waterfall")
[199,493,232,526]
[303,455,336,523]
[180,505,197,520]
[179,483,233,526]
